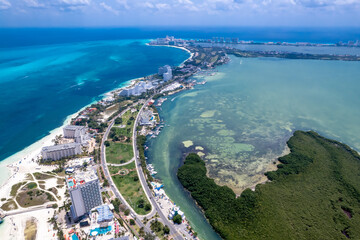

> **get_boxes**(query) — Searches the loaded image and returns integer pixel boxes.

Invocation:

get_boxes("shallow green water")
[146,55,360,239]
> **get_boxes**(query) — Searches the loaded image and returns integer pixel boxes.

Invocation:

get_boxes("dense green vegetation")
[137,135,153,182]
[177,131,360,240]
[111,109,136,141]
[226,48,360,61]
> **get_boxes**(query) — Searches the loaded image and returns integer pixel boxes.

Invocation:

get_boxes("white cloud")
[178,0,199,11]
[141,2,155,8]
[58,0,91,6]
[24,0,46,8]
[100,2,119,15]
[294,0,360,8]
[117,0,129,10]
[155,3,170,10]
[0,0,11,10]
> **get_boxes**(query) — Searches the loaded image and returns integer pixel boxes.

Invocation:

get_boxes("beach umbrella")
[91,231,98,236]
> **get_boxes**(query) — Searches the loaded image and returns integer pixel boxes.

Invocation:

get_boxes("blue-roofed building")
[97,205,114,227]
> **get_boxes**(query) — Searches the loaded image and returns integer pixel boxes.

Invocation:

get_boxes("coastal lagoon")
[0,39,189,183]
[146,55,360,239]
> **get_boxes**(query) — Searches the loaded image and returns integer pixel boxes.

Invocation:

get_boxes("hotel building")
[67,170,103,221]
[41,143,82,161]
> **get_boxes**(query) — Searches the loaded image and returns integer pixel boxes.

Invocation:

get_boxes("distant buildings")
[67,171,103,221]
[160,82,182,93]
[152,36,188,47]
[168,206,185,220]
[119,81,155,97]
[63,125,88,144]
[41,143,82,161]
[41,125,90,161]
[139,110,155,126]
[158,65,172,82]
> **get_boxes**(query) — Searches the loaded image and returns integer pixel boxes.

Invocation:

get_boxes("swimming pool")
[71,234,79,240]
[90,226,112,236]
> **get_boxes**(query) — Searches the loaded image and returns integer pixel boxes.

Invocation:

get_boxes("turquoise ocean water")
[0,39,189,164]
[146,55,360,239]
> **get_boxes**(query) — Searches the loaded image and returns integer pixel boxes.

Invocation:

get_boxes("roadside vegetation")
[178,131,360,240]
[150,219,170,239]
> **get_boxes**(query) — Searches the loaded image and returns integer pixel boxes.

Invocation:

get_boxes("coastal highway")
[132,97,184,240]
[100,106,151,233]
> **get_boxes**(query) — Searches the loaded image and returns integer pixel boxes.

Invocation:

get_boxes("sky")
[0,0,360,27]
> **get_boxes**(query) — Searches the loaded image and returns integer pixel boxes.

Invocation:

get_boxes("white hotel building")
[41,143,82,161]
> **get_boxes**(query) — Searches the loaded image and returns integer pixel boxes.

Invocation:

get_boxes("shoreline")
[0,77,140,187]
[146,43,194,65]
[0,41,193,187]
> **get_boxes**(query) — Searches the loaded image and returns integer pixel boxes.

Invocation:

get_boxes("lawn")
[112,168,151,215]
[109,162,136,175]
[106,142,134,164]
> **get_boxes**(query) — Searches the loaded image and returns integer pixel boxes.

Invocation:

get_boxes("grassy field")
[106,142,134,164]
[112,108,137,140]
[178,131,360,240]
[111,164,151,215]
[33,172,55,180]
[1,200,18,211]
[26,182,37,190]
[10,182,27,197]
[109,162,136,175]
[16,189,54,208]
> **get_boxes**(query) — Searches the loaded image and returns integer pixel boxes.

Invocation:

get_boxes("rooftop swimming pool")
[71,234,79,240]
[68,180,75,187]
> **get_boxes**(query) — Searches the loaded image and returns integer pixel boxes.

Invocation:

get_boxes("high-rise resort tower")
[158,65,172,82]
[67,170,103,221]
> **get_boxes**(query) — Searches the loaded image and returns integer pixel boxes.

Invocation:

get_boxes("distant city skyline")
[0,0,360,27]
